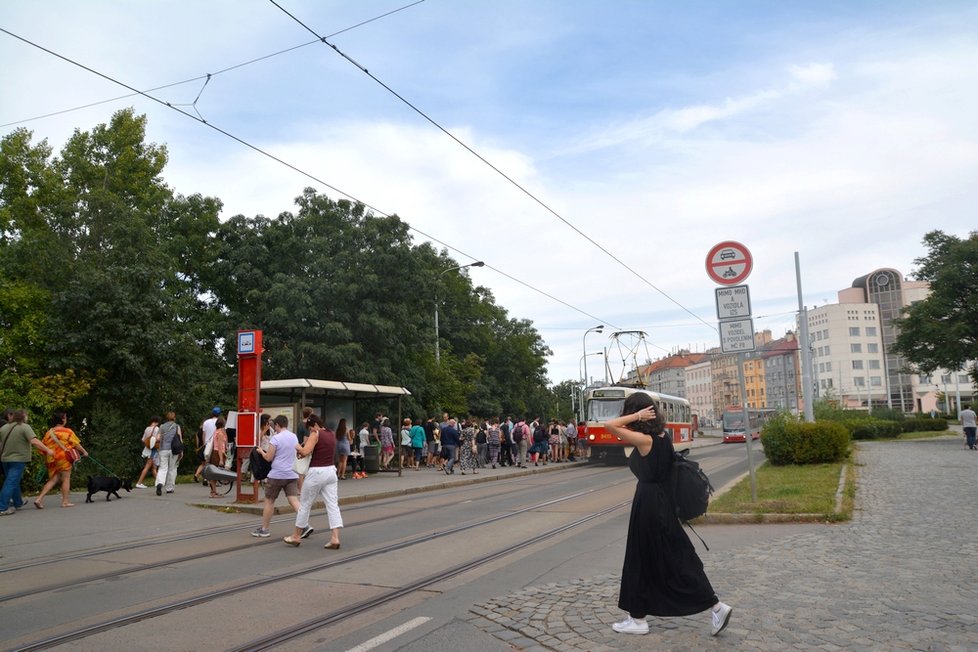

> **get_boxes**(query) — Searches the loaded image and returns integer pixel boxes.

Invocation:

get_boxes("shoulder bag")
[171,425,185,456]
[48,428,81,465]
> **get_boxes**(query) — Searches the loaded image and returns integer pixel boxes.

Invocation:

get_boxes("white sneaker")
[612,617,649,635]
[711,602,732,636]
[135,483,147,489]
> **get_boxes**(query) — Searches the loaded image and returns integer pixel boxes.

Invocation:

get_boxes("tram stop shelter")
[259,378,412,476]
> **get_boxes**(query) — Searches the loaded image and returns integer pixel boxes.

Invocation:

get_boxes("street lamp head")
[471,261,485,268]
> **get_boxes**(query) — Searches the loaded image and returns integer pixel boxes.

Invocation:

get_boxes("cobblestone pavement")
[469,435,978,651]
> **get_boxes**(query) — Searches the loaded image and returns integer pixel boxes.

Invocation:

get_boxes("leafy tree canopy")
[892,230,978,384]
[1,109,555,476]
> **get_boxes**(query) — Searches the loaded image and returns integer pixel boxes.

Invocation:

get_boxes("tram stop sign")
[706,241,753,285]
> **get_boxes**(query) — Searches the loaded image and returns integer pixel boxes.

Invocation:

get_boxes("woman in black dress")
[603,392,732,637]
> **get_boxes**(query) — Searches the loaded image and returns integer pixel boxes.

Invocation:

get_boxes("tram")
[584,386,693,464]
[721,406,775,443]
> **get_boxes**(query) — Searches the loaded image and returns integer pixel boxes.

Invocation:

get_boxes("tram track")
[8,472,631,651]
[0,465,620,578]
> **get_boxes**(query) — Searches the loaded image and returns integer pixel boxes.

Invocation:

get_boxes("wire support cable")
[267,0,717,334]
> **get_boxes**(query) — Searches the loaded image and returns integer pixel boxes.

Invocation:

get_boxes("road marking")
[346,616,431,652]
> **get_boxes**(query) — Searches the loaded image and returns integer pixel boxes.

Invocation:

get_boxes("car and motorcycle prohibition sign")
[706,240,753,285]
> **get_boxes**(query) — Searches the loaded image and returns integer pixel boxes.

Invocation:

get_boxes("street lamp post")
[582,325,604,387]
[434,261,485,364]
[578,351,604,423]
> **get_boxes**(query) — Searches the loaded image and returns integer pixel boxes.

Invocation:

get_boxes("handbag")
[293,453,311,475]
[171,431,185,456]
[48,428,81,465]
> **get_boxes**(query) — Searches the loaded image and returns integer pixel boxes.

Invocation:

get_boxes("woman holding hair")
[135,416,161,489]
[335,418,351,479]
[602,393,732,637]
[36,411,88,508]
[283,415,342,549]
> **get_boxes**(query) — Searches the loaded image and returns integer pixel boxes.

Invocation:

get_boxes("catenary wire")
[0,1,426,129]
[0,27,618,333]
[267,0,719,335]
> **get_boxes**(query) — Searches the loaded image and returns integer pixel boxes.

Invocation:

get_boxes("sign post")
[236,329,262,503]
[706,242,758,501]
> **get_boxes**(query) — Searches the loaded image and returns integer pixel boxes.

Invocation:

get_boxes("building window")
[942,375,951,383]
[869,360,881,370]
[819,363,825,373]
[854,377,865,386]
[817,346,823,357]
[849,327,860,336]
[960,374,970,383]
[866,326,877,337]
[822,329,829,339]
[825,361,832,372]
[824,345,830,355]
[871,376,882,386]
[867,343,878,353]
[852,360,864,370]
[851,343,862,353]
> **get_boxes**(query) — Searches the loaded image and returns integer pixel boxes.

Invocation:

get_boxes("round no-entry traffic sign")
[706,241,752,285]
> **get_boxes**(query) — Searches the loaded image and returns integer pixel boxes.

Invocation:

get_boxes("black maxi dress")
[618,433,718,618]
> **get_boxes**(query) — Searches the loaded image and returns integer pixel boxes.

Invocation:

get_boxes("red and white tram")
[584,386,693,464]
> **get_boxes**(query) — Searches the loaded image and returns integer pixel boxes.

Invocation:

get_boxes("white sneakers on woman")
[611,617,649,634]
[611,603,732,637]
[711,602,733,636]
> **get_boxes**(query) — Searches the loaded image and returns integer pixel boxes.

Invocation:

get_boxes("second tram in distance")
[583,386,693,464]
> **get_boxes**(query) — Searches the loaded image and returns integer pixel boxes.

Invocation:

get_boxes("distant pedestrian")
[441,418,460,474]
[410,419,426,469]
[335,418,351,479]
[0,410,53,514]
[487,417,502,468]
[36,411,89,509]
[602,393,732,637]
[207,417,227,498]
[155,411,184,496]
[135,416,161,489]
[458,418,479,475]
[194,407,222,483]
[252,415,301,538]
[379,418,395,469]
[424,417,438,468]
[962,404,977,450]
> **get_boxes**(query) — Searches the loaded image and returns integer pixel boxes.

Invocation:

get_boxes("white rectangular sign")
[715,285,751,320]
[720,318,756,353]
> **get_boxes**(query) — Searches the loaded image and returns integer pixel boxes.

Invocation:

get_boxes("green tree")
[0,109,231,474]
[892,230,978,386]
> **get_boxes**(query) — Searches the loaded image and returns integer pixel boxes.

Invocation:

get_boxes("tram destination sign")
[715,284,751,320]
[719,318,756,353]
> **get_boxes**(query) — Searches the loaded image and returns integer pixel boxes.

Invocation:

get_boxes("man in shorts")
[252,415,300,537]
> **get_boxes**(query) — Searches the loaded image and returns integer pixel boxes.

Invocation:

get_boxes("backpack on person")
[249,447,272,481]
[512,423,524,443]
[670,448,714,550]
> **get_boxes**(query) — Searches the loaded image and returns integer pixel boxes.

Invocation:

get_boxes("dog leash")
[81,454,119,478]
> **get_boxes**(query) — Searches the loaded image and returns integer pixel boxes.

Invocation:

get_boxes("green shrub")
[761,416,850,465]
[870,407,905,421]
[844,417,902,440]
[902,417,949,432]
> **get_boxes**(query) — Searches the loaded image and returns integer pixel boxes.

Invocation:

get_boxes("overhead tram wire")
[0,27,614,331]
[267,0,718,335]
[0,0,427,129]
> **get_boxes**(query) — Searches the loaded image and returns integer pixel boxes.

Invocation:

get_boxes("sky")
[2,1,977,385]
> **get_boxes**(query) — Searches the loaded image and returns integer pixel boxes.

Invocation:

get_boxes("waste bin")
[364,444,380,473]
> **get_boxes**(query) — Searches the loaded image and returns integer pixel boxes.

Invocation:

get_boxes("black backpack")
[671,448,714,522]
[249,447,272,481]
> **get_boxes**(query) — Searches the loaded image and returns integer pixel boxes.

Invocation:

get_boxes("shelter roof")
[260,378,411,399]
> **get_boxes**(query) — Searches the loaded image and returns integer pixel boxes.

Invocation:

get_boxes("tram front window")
[722,413,745,431]
[589,400,624,422]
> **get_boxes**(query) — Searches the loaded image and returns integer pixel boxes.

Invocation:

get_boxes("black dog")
[85,476,133,503]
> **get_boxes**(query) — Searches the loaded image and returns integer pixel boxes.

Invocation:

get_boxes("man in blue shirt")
[440,418,460,475]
